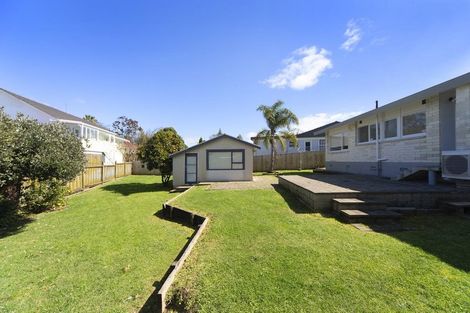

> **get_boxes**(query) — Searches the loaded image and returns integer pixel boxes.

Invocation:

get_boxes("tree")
[118,141,138,162]
[210,128,223,139]
[138,127,186,185]
[198,137,205,144]
[256,101,299,172]
[112,116,143,142]
[0,109,86,210]
[83,115,100,125]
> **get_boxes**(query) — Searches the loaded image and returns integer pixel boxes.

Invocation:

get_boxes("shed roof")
[170,134,260,157]
[321,71,470,132]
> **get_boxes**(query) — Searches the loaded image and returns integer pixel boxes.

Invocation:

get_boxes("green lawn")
[170,186,470,312]
[0,175,193,313]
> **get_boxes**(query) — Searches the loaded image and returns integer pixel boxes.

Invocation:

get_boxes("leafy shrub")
[19,179,69,213]
[138,127,186,184]
[0,108,86,212]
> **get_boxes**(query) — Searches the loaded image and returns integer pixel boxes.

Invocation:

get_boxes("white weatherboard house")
[0,88,127,165]
[171,134,260,187]
[322,72,470,180]
[252,121,338,156]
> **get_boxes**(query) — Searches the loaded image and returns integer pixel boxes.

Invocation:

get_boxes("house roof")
[0,88,116,134]
[320,71,470,133]
[170,134,260,158]
[296,121,340,138]
[250,121,340,141]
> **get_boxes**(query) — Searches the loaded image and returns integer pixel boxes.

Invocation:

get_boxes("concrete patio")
[279,173,470,212]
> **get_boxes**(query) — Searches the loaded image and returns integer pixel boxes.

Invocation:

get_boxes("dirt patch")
[207,176,278,190]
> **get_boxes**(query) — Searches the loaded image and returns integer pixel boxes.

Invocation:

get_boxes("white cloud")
[183,136,199,147]
[341,20,362,51]
[296,112,363,132]
[263,46,333,90]
[245,131,258,142]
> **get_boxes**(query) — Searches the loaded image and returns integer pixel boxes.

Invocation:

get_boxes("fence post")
[81,171,85,190]
[123,163,126,176]
[101,164,104,183]
[114,161,117,179]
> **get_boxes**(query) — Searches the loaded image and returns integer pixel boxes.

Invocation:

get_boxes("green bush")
[0,108,86,212]
[138,127,186,184]
[19,179,69,213]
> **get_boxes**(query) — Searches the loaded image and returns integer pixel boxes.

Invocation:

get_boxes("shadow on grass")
[273,185,312,214]
[0,202,35,239]
[275,183,470,272]
[101,182,171,196]
[388,216,470,272]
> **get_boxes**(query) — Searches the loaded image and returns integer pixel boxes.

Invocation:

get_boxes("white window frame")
[329,133,349,152]
[357,123,379,144]
[383,117,399,140]
[401,111,426,138]
[319,139,326,151]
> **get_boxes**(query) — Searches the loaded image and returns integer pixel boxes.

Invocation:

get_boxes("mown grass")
[171,186,470,312]
[0,175,193,313]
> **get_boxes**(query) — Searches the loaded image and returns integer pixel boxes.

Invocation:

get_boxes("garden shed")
[170,134,260,187]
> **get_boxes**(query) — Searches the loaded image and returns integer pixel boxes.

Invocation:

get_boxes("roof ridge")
[0,87,114,133]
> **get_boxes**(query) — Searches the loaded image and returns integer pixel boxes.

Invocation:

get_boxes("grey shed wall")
[172,136,256,187]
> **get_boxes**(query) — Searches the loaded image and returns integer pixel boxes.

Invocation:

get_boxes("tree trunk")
[270,139,275,173]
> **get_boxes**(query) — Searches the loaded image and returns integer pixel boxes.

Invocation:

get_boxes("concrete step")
[332,198,387,212]
[339,209,401,224]
[440,201,470,215]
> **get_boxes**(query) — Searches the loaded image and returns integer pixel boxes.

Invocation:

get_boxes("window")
[358,123,379,143]
[207,150,245,170]
[370,124,378,141]
[384,118,398,138]
[85,127,97,140]
[330,134,348,151]
[288,140,295,148]
[319,139,326,151]
[358,125,369,143]
[99,132,110,141]
[305,142,311,151]
[403,112,426,136]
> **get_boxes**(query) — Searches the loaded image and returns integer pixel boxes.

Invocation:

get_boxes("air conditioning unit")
[442,150,470,180]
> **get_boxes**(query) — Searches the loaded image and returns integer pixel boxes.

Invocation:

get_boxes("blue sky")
[1,0,470,145]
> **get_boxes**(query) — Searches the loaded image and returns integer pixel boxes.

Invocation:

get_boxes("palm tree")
[83,115,99,125]
[256,101,299,172]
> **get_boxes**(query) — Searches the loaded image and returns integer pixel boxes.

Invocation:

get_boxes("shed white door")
[185,153,198,184]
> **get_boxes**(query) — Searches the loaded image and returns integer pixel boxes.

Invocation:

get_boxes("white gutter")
[375,101,380,176]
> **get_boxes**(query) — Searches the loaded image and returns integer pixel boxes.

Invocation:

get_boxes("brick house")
[322,72,470,180]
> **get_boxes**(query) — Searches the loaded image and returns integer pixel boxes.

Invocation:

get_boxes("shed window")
[207,150,245,170]
[403,112,426,136]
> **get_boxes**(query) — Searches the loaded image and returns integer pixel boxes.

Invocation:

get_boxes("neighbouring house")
[171,134,260,187]
[0,88,128,165]
[322,72,470,180]
[251,121,339,156]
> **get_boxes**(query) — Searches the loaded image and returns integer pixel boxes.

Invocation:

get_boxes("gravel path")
[208,175,278,190]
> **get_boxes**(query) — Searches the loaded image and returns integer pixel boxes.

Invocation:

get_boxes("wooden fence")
[67,162,132,193]
[253,151,325,172]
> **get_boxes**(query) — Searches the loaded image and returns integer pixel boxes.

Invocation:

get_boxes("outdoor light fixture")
[421,99,427,104]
